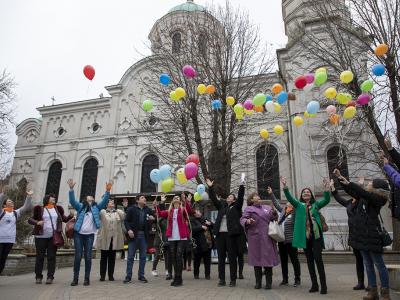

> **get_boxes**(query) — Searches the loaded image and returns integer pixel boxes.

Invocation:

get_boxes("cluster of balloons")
[170,87,186,102]
[150,165,174,193]
[83,65,95,81]
[197,84,216,95]
[259,125,284,139]
[371,44,389,76]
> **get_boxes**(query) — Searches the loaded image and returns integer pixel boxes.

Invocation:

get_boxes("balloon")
[170,91,180,102]
[236,113,244,121]
[315,72,328,86]
[361,80,374,92]
[288,92,296,101]
[184,162,198,180]
[206,85,216,94]
[357,93,370,106]
[260,129,269,139]
[182,65,196,78]
[234,104,244,114]
[201,192,209,201]
[304,111,316,118]
[272,84,283,94]
[159,74,170,85]
[316,67,327,74]
[265,101,275,113]
[150,169,161,184]
[197,184,206,195]
[212,99,222,110]
[176,168,188,185]
[336,93,352,105]
[274,125,284,135]
[324,87,337,99]
[161,177,174,193]
[244,109,254,115]
[294,76,307,89]
[277,91,288,104]
[329,114,340,125]
[375,44,389,57]
[307,101,320,114]
[194,192,202,202]
[326,105,337,116]
[343,106,357,119]
[305,73,315,84]
[340,70,354,84]
[293,116,304,127]
[197,84,207,94]
[159,164,172,180]
[175,87,186,98]
[372,64,385,76]
[253,93,267,106]
[83,65,95,81]
[186,154,199,165]
[266,94,273,102]
[243,99,254,110]
[253,105,264,113]
[226,96,235,106]
[346,100,356,107]
[142,100,154,112]
[303,83,314,93]
[274,103,282,113]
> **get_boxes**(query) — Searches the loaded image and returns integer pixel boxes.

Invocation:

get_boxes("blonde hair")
[168,195,183,212]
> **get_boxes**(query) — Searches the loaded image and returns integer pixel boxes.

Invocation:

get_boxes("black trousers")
[152,244,172,275]
[278,241,301,281]
[353,248,364,285]
[238,253,244,276]
[169,240,185,280]
[100,241,116,279]
[0,243,13,274]
[193,249,211,277]
[183,248,192,269]
[35,237,57,279]
[304,238,326,289]
[216,232,239,282]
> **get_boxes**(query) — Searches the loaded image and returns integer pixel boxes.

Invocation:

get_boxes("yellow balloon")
[170,91,180,102]
[176,168,188,185]
[161,178,174,193]
[304,111,316,118]
[336,93,351,105]
[274,125,284,135]
[194,192,202,202]
[343,106,357,119]
[226,96,235,106]
[274,103,282,113]
[316,67,327,74]
[244,109,254,116]
[260,129,269,139]
[324,87,337,99]
[197,84,207,95]
[236,113,244,121]
[175,87,186,99]
[293,116,304,127]
[340,70,354,84]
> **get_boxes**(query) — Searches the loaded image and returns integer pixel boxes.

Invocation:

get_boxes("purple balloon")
[182,65,196,78]
[243,99,254,110]
[305,73,315,84]
[357,93,370,106]
[184,162,198,180]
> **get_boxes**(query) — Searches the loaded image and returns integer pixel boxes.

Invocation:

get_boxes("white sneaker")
[152,270,158,277]
[165,271,169,276]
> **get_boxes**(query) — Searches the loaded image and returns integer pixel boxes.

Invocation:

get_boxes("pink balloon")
[243,99,254,110]
[182,65,196,78]
[305,73,315,84]
[357,93,370,106]
[326,105,336,116]
[184,162,198,180]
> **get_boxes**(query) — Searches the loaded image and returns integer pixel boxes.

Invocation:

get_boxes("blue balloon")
[277,92,288,104]
[266,94,273,102]
[197,184,206,195]
[159,74,171,85]
[150,169,161,183]
[307,101,320,114]
[159,164,172,180]
[212,99,222,110]
[372,64,385,76]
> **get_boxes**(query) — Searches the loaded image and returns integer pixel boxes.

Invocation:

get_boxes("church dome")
[168,0,205,13]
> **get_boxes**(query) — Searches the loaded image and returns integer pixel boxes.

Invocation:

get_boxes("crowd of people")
[1,139,399,300]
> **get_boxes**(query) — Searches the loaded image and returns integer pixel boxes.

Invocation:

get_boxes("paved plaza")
[1,259,399,300]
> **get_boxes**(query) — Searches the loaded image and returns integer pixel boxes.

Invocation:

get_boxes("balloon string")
[86,81,92,97]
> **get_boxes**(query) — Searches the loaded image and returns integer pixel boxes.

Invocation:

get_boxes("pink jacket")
[156,201,193,239]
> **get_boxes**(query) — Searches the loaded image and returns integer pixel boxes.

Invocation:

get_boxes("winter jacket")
[124,205,154,242]
[96,209,125,250]
[271,193,295,244]
[388,148,400,219]
[190,216,214,253]
[29,205,72,235]
[384,164,400,188]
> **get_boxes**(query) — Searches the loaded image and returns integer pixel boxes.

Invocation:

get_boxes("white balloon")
[201,192,209,201]
[265,101,275,113]
[303,84,314,93]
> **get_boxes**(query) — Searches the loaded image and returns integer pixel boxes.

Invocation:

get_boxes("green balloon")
[142,100,154,112]
[252,93,267,106]
[234,104,244,114]
[361,80,374,92]
[315,72,328,86]
[161,177,174,193]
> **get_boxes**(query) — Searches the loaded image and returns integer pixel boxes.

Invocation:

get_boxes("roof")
[168,0,205,13]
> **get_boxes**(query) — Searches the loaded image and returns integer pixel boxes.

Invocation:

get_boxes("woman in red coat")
[153,193,193,287]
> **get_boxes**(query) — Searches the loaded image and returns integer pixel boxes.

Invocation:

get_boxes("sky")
[0,0,287,125]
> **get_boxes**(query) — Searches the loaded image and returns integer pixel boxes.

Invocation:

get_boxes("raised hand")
[267,186,273,194]
[329,179,335,192]
[26,190,34,196]
[67,179,76,189]
[280,177,287,188]
[187,193,192,202]
[205,178,213,187]
[246,218,255,225]
[333,169,341,178]
[160,194,166,203]
[338,175,350,186]
[384,138,393,150]
[105,181,113,192]
[357,176,365,185]
[322,178,330,191]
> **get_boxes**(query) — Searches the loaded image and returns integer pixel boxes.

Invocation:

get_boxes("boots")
[264,267,272,290]
[254,267,262,289]
[380,287,391,300]
[363,287,379,300]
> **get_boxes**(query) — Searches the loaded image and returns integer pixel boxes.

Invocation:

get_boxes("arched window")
[172,32,181,54]
[327,145,349,181]
[198,33,207,57]
[80,158,99,201]
[256,144,280,199]
[45,161,62,198]
[141,154,159,193]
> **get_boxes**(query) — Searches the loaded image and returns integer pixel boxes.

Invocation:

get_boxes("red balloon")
[294,76,307,89]
[185,154,199,165]
[83,65,95,81]
[346,100,357,107]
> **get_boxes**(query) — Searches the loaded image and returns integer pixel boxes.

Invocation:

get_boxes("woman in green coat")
[281,177,330,295]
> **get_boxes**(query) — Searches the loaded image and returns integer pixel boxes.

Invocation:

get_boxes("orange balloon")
[272,83,283,94]
[329,114,340,125]
[375,44,389,57]
[206,85,216,94]
[253,105,264,112]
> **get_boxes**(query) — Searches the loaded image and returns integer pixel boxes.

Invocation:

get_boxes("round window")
[92,123,100,133]
[148,115,157,126]
[55,126,66,138]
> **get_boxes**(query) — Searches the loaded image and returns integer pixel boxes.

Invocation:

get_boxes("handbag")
[319,212,329,232]
[65,217,76,239]
[378,213,393,247]
[183,207,197,249]
[268,221,285,242]
[46,208,65,247]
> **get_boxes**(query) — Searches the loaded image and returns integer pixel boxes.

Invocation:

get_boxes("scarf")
[306,204,320,240]
[45,204,55,209]
[3,207,14,213]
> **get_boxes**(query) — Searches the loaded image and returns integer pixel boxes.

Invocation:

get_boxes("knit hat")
[372,179,389,191]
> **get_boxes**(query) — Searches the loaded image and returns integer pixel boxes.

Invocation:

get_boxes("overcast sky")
[0,0,287,125]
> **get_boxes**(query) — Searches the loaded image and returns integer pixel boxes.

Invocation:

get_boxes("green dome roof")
[169,1,205,13]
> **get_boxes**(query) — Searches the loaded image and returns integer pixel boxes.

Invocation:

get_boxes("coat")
[388,148,400,219]
[283,188,330,249]
[124,205,155,242]
[96,209,125,250]
[209,185,245,236]
[240,204,279,267]
[156,201,193,240]
[384,164,400,188]
[340,182,387,253]
[190,216,214,253]
[29,205,72,235]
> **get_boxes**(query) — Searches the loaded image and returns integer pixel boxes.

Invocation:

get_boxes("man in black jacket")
[205,176,245,287]
[123,195,155,284]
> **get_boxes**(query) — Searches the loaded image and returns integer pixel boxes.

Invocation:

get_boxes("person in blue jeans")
[124,195,155,284]
[68,179,112,286]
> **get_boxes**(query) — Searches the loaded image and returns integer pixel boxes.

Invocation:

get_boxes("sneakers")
[45,278,53,285]
[152,270,158,277]
[165,271,169,276]
[35,278,42,284]
[294,278,301,287]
